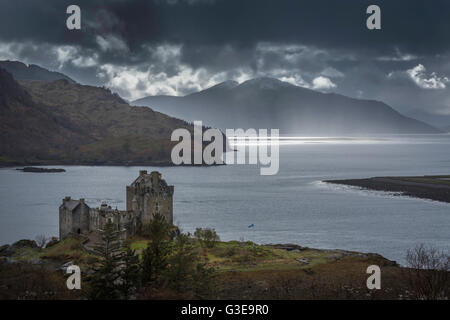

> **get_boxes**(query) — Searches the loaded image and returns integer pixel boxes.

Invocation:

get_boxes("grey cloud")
[1,0,450,125]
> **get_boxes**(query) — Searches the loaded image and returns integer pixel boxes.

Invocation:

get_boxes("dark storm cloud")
[1,0,450,124]
[2,0,450,62]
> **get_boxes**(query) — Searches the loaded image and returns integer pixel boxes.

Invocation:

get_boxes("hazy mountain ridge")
[0,67,193,166]
[133,77,441,135]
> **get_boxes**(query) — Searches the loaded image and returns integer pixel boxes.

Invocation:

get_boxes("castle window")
[155,202,159,212]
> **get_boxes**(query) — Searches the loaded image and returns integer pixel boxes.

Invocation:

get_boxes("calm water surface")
[1,135,449,264]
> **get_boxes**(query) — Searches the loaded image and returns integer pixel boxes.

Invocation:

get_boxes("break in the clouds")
[1,0,450,125]
[406,64,449,90]
[312,77,336,90]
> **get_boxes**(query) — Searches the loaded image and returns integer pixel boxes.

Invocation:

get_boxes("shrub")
[45,237,59,248]
[223,246,236,257]
[404,244,450,300]
[194,228,220,249]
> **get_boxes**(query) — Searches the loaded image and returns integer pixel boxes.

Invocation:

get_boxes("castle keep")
[59,171,174,239]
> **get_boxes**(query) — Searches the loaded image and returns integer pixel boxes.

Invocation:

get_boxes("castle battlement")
[59,171,174,239]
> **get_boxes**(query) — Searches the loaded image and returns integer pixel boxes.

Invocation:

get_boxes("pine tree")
[141,213,172,286]
[166,233,198,293]
[192,256,216,299]
[87,221,122,300]
[118,246,140,299]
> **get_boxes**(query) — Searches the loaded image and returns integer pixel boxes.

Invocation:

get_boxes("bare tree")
[35,235,48,249]
[404,244,449,300]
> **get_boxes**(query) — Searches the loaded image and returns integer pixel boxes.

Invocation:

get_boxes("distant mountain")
[0,67,194,166]
[406,108,450,129]
[442,126,450,133]
[133,77,441,135]
[0,60,76,83]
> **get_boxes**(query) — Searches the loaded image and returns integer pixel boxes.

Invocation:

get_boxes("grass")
[4,235,411,299]
[12,236,368,275]
[11,237,97,267]
[9,247,41,262]
[127,239,335,273]
[129,240,148,251]
[129,239,149,258]
[213,255,405,300]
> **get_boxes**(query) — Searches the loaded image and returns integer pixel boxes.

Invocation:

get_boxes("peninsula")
[325,175,450,203]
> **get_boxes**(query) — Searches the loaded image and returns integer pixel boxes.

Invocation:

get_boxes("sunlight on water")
[228,134,450,146]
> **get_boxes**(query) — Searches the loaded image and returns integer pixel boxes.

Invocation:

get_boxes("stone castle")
[59,171,174,239]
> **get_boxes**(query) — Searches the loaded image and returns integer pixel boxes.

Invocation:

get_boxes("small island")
[325,175,450,203]
[16,167,66,173]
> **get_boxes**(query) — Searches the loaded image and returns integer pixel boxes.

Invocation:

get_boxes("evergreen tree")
[141,213,172,286]
[118,246,140,299]
[87,221,122,300]
[166,233,198,293]
[192,256,216,299]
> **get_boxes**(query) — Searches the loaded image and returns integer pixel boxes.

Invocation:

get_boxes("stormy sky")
[1,0,450,126]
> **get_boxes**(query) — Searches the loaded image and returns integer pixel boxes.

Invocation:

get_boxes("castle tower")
[59,196,91,239]
[126,171,174,225]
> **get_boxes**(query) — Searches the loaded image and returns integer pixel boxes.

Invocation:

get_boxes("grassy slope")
[129,239,389,273]
[10,237,97,267]
[128,238,408,299]
[4,237,412,300]
[23,79,193,165]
